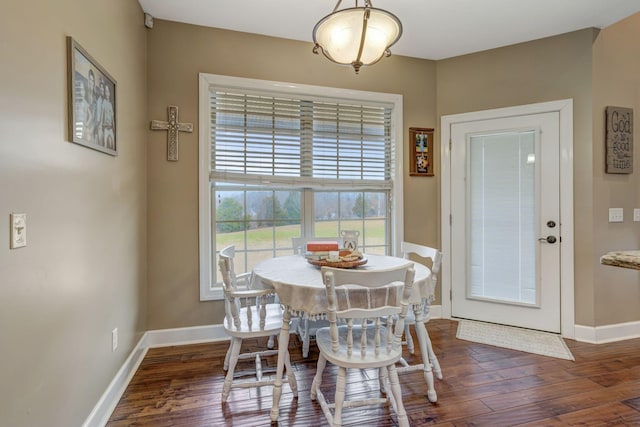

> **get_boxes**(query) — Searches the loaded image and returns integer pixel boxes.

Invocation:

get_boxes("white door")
[450,112,561,333]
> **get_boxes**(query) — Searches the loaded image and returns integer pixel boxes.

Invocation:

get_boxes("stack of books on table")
[304,241,340,261]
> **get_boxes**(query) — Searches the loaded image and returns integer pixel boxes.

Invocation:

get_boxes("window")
[199,74,403,300]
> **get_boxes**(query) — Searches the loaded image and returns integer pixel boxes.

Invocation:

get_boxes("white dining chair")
[218,249,298,404]
[399,240,443,402]
[310,265,415,427]
[219,245,251,288]
[291,236,343,358]
[219,245,275,356]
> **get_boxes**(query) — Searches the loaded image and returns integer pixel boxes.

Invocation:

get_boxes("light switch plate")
[635,209,640,222]
[609,208,624,223]
[10,213,27,248]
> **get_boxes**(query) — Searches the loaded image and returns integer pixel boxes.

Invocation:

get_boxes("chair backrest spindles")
[260,301,266,329]
[246,297,253,329]
[374,317,381,356]
[401,241,443,304]
[220,245,240,287]
[347,319,353,356]
[219,257,241,328]
[219,245,277,333]
[325,270,339,353]
[321,266,415,359]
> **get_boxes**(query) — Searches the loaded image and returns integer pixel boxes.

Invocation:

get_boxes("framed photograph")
[67,36,117,155]
[409,127,434,176]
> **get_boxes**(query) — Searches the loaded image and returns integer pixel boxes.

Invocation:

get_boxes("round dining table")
[251,253,440,421]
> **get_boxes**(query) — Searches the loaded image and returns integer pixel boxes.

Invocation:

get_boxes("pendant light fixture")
[312,0,403,74]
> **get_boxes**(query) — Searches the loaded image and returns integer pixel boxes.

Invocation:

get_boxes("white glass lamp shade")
[313,6,402,73]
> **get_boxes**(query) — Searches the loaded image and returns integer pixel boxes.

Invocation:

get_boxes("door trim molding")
[440,99,574,339]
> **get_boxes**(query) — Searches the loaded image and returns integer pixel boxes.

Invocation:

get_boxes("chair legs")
[425,328,442,380]
[312,355,410,427]
[298,318,324,358]
[222,337,242,403]
[302,319,311,358]
[311,354,336,425]
[284,344,298,397]
[396,321,442,402]
[404,323,415,354]
[414,321,438,402]
[222,335,297,404]
[223,341,232,371]
[293,318,312,358]
[378,366,388,394]
[310,353,326,401]
[331,367,346,426]
[387,365,409,427]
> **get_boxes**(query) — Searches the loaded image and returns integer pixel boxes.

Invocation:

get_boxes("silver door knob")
[538,236,557,244]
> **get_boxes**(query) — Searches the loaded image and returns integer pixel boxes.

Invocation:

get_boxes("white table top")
[252,254,433,317]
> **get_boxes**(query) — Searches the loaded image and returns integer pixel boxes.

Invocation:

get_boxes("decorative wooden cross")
[150,105,193,161]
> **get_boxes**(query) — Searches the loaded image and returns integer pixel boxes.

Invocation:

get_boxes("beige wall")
[147,18,640,330]
[146,20,437,329]
[437,29,598,326]
[592,13,640,326]
[0,1,147,426]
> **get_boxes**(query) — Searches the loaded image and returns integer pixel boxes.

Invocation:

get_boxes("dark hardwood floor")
[106,319,640,426]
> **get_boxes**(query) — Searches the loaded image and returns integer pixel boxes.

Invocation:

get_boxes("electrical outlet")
[609,208,624,223]
[634,209,640,222]
[112,328,118,352]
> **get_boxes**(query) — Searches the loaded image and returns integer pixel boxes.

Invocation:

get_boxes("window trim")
[198,73,404,301]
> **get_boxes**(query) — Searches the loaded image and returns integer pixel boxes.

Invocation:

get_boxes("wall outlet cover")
[608,208,624,223]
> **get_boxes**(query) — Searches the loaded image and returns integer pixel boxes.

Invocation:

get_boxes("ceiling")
[137,0,640,60]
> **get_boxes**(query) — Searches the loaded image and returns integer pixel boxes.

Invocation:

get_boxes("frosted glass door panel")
[468,131,536,305]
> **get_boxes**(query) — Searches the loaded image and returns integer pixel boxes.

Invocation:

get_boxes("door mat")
[456,319,574,361]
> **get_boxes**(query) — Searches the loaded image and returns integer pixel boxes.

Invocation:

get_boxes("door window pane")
[468,131,536,305]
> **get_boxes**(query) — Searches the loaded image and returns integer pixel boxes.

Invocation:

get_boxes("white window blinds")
[209,90,394,190]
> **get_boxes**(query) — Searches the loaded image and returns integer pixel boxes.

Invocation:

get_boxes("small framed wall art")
[409,127,434,176]
[67,36,117,155]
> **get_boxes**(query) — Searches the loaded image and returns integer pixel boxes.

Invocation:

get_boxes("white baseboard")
[81,335,148,427]
[82,324,229,427]
[574,320,640,344]
[145,324,228,348]
[433,305,640,345]
[429,304,442,319]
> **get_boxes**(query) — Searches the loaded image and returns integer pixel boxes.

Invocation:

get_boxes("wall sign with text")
[605,106,633,174]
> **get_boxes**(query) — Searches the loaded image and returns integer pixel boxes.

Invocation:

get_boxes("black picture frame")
[67,36,117,156]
